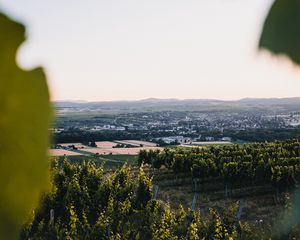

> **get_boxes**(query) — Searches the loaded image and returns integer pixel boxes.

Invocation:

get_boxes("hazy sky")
[1,0,300,101]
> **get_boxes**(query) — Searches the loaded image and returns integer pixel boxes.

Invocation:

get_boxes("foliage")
[0,13,51,239]
[20,160,269,239]
[140,140,300,191]
[260,0,300,65]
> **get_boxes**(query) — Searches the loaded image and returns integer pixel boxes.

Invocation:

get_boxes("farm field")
[54,154,138,169]
[59,143,87,149]
[81,146,163,155]
[50,140,159,168]
[116,140,158,147]
[49,149,83,156]
[114,140,140,146]
[50,140,161,156]
[95,141,117,148]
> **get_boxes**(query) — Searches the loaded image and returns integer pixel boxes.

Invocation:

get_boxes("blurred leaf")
[0,13,51,239]
[259,0,300,65]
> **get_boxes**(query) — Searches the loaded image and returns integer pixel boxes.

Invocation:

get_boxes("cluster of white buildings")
[157,136,192,144]
[156,135,232,145]
[91,125,125,131]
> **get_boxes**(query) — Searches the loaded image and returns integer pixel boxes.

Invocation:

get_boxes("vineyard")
[139,140,300,192]
[20,141,300,239]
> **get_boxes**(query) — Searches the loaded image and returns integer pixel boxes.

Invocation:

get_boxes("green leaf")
[259,0,300,65]
[0,13,51,239]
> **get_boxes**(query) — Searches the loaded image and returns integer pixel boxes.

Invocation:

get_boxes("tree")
[135,166,152,209]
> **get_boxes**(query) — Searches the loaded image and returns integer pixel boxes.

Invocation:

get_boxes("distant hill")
[239,97,300,105]
[53,97,300,112]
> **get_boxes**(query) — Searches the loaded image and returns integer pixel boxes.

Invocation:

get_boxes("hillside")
[22,140,300,239]
[54,97,300,113]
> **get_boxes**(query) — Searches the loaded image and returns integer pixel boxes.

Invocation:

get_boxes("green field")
[54,154,138,169]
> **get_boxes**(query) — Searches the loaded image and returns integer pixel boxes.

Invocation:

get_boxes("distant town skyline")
[1,0,300,101]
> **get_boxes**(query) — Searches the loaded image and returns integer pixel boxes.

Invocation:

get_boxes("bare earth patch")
[95,141,118,148]
[49,149,83,156]
[82,147,163,155]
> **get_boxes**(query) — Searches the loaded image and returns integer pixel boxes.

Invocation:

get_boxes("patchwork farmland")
[51,140,161,156]
[49,140,236,169]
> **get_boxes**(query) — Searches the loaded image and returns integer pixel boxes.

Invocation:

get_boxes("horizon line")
[52,96,300,103]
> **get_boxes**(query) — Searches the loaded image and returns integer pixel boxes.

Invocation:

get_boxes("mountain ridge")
[54,97,300,106]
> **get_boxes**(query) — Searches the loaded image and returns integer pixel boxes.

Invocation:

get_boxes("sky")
[1,0,300,101]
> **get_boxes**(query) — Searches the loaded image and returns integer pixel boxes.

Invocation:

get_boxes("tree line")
[139,140,300,192]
